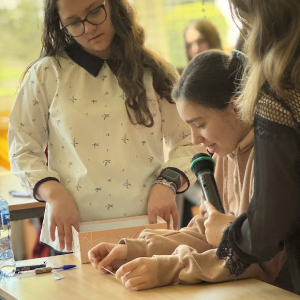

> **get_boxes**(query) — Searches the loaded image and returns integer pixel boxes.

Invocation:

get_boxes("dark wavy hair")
[22,0,178,127]
[172,50,246,110]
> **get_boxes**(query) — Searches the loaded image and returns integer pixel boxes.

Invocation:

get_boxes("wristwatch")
[158,168,181,191]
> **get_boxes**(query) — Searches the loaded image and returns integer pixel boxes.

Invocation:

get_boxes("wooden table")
[0,254,299,300]
[0,172,45,221]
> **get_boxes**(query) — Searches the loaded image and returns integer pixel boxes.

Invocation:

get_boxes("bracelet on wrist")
[152,179,177,194]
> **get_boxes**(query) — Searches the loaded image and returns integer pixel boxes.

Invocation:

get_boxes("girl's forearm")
[36,180,63,203]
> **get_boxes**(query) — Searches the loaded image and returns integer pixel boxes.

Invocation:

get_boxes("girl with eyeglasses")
[88,50,286,291]
[209,0,300,294]
[8,0,197,253]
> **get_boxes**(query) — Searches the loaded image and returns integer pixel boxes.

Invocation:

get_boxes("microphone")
[190,153,225,214]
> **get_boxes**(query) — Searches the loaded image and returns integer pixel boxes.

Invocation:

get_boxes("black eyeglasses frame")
[60,1,107,38]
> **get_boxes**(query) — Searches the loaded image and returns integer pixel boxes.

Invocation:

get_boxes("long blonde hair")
[230,0,300,123]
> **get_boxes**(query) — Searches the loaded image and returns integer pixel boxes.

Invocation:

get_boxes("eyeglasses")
[229,3,250,40]
[60,1,107,38]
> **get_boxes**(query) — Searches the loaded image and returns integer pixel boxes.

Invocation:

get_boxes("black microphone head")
[190,153,215,175]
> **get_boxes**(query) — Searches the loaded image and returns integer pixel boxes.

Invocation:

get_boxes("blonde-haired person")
[207,0,300,295]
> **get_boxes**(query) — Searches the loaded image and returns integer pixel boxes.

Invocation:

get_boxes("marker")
[18,265,76,277]
[16,262,47,273]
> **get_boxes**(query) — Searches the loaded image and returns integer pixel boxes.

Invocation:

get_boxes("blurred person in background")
[184,19,222,62]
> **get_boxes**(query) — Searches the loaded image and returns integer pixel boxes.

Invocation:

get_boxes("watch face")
[160,169,181,189]
[164,169,180,181]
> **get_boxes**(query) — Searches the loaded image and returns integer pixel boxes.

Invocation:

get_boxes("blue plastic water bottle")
[0,197,16,277]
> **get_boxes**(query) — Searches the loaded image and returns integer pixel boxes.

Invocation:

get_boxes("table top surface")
[0,172,45,211]
[0,254,299,300]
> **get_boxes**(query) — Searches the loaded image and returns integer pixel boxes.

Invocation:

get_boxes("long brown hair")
[230,0,300,123]
[21,0,177,127]
[184,19,222,61]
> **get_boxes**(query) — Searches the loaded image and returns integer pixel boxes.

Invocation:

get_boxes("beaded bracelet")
[152,179,177,194]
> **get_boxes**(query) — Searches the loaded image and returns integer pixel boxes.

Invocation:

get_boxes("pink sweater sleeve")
[154,245,268,287]
[119,215,212,262]
[120,212,285,287]
[120,214,266,286]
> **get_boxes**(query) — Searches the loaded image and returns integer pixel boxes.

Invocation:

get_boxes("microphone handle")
[198,170,225,214]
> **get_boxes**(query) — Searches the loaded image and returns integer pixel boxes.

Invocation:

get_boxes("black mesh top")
[217,79,300,294]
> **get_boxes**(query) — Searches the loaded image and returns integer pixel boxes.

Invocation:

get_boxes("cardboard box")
[72,215,167,263]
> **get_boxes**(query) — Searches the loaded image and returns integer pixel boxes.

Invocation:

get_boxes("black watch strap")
[158,168,181,191]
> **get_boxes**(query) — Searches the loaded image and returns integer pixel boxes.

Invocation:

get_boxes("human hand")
[116,257,158,291]
[37,181,80,251]
[147,183,178,230]
[203,201,236,247]
[88,243,128,273]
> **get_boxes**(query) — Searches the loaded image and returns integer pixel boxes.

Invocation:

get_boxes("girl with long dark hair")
[88,50,286,291]
[9,0,197,253]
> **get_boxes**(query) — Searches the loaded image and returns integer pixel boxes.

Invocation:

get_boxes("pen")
[18,265,77,277]
[9,190,31,198]
[52,265,77,271]
[16,261,47,273]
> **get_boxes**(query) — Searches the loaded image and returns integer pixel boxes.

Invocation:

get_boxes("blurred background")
[0,0,240,260]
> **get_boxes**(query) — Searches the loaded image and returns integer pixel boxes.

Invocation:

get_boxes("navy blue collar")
[65,42,114,77]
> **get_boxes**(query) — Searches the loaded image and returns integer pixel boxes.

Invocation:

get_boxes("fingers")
[98,253,117,269]
[89,252,102,268]
[116,259,157,291]
[73,219,80,232]
[50,222,56,242]
[89,243,127,273]
[49,223,76,251]
[148,211,157,224]
[98,246,123,268]
[127,282,153,291]
[171,209,179,230]
[49,222,73,251]
[116,260,137,279]
[57,224,65,251]
[64,225,73,252]
[204,200,217,215]
[88,243,109,270]
[50,220,67,251]
[122,275,149,291]
[203,218,209,228]
[164,211,171,229]
[88,245,99,264]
